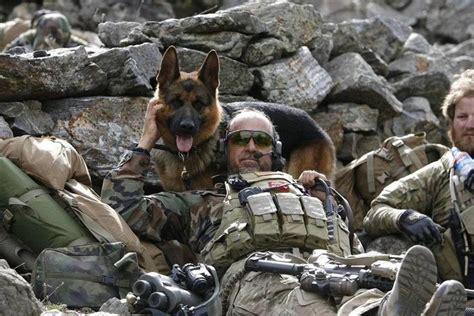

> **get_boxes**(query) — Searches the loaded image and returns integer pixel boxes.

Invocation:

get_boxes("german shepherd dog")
[153,46,336,192]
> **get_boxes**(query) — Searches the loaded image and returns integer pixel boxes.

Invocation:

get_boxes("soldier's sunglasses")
[227,130,273,147]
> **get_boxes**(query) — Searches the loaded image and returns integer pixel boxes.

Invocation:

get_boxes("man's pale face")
[452,96,474,156]
[227,115,273,173]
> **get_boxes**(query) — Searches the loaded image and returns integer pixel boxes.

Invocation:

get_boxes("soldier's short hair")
[441,69,474,123]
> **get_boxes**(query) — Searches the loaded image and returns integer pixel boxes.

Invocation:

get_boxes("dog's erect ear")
[157,46,180,88]
[198,50,220,92]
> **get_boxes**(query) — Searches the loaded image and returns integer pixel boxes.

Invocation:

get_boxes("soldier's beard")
[451,128,474,156]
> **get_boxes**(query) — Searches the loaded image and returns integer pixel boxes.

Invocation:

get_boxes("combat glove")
[465,169,474,194]
[398,209,443,245]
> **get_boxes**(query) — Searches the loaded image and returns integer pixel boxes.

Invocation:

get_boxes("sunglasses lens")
[228,131,273,147]
[253,132,273,146]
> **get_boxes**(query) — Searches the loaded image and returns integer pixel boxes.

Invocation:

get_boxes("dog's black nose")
[179,120,195,133]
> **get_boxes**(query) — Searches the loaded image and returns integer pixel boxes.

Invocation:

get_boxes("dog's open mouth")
[176,135,194,153]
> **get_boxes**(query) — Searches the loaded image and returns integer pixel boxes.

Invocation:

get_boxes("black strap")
[449,209,474,288]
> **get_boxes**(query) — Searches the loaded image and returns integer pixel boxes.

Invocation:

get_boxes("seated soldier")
[102,100,466,315]
[3,9,88,53]
[364,69,474,290]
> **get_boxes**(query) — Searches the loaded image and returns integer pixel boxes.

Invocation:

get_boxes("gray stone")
[176,47,254,96]
[393,71,451,114]
[338,132,362,162]
[326,52,403,119]
[403,33,432,54]
[0,116,13,139]
[308,33,333,67]
[89,43,161,96]
[98,21,142,48]
[252,46,333,111]
[0,260,44,315]
[42,96,149,179]
[366,2,416,26]
[0,101,53,135]
[391,97,440,136]
[0,47,107,102]
[312,112,344,152]
[328,103,379,133]
[426,1,474,43]
[99,297,131,315]
[231,1,324,64]
[354,16,412,62]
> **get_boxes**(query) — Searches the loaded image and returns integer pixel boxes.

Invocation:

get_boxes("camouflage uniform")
[364,150,474,282]
[2,12,88,53]
[101,151,355,315]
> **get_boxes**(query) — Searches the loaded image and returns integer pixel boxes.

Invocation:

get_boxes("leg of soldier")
[221,253,337,316]
[378,245,438,316]
[422,280,466,316]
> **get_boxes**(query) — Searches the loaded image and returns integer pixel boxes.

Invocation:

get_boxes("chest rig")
[201,171,350,274]
[449,165,474,287]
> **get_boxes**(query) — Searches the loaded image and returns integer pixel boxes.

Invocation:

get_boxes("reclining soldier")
[102,100,466,315]
[364,69,474,294]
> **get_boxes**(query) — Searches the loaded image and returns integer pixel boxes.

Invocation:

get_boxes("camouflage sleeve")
[101,152,224,252]
[363,160,449,237]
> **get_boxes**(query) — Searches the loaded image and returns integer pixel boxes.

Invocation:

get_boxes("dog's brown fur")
[153,46,336,192]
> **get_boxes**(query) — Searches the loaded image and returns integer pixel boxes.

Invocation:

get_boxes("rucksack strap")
[392,139,424,171]
[366,153,376,194]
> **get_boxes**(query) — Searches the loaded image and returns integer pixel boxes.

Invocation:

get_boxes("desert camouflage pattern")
[221,253,338,316]
[364,151,474,281]
[32,242,140,309]
[101,152,225,255]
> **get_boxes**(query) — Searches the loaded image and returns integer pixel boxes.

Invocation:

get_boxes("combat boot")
[378,245,438,316]
[423,280,466,316]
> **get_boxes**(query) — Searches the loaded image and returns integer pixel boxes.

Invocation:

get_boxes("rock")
[89,43,162,96]
[0,259,44,315]
[0,116,13,139]
[328,103,379,133]
[326,52,403,119]
[42,96,149,179]
[0,47,107,102]
[0,100,54,135]
[252,46,333,111]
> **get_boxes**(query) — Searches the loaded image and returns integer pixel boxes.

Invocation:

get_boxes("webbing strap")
[393,140,423,171]
[366,153,376,194]
[17,188,49,204]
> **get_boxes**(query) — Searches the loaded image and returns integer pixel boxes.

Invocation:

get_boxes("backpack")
[335,132,449,231]
[31,242,141,309]
[0,136,168,274]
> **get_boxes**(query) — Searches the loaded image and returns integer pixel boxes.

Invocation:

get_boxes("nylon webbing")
[394,141,423,171]
[366,153,376,194]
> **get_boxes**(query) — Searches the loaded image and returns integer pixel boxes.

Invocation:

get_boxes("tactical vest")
[200,171,351,274]
[433,153,474,285]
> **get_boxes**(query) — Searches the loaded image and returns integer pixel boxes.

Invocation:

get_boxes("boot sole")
[431,280,466,316]
[396,245,438,316]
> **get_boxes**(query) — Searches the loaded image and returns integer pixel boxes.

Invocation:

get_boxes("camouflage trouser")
[221,252,337,316]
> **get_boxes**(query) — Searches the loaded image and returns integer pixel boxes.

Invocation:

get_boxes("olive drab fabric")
[0,136,167,273]
[201,171,352,274]
[364,151,474,283]
[0,156,95,253]
[32,242,141,309]
[336,132,449,231]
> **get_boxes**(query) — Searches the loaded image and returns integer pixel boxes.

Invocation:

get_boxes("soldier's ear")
[157,46,181,89]
[198,50,220,92]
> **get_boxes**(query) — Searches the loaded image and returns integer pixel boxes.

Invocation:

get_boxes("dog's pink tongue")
[176,135,194,152]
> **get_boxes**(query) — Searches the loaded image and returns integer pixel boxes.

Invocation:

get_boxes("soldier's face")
[451,96,474,155]
[226,115,273,173]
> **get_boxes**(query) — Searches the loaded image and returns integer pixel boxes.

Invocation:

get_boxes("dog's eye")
[193,100,205,110]
[170,99,183,108]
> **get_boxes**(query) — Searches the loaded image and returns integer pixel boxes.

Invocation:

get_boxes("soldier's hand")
[398,209,444,245]
[464,169,474,194]
[298,170,328,188]
[138,98,163,151]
